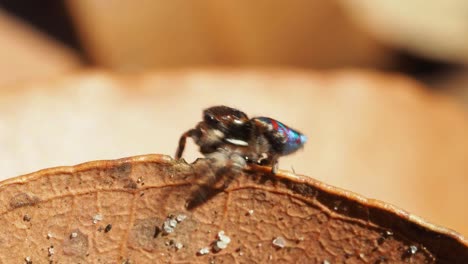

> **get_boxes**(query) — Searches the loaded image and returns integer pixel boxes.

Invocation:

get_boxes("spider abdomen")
[253,117,307,155]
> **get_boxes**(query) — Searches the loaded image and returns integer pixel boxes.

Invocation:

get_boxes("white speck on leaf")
[272,236,286,248]
[410,245,418,254]
[213,231,231,251]
[176,214,187,222]
[175,242,183,250]
[198,247,210,255]
[48,246,55,256]
[93,214,103,224]
[163,218,178,234]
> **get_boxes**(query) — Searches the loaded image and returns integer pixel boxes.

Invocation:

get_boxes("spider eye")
[230,118,244,126]
[204,113,219,126]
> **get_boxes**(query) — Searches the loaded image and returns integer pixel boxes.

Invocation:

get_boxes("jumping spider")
[175,105,307,173]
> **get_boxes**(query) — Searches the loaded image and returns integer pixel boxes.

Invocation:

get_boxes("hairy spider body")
[175,106,307,173]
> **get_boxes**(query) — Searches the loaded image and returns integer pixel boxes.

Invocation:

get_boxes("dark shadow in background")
[0,0,88,62]
[0,1,461,84]
[392,50,462,89]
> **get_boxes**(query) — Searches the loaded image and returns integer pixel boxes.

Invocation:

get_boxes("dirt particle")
[378,230,394,245]
[63,229,88,256]
[153,226,161,238]
[213,240,228,251]
[409,245,418,254]
[218,231,230,243]
[48,245,55,257]
[93,214,103,224]
[24,256,32,264]
[162,217,178,234]
[213,230,231,252]
[272,236,286,249]
[176,214,187,222]
[104,224,112,233]
[402,245,419,259]
[198,247,210,255]
[175,242,183,250]
[23,214,31,222]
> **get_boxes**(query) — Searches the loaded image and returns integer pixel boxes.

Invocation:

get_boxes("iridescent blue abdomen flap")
[254,117,307,155]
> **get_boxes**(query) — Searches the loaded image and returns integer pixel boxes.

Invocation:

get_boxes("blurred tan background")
[0,1,467,236]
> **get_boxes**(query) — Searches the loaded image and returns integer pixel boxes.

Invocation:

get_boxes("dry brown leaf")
[1,69,467,238]
[0,154,466,263]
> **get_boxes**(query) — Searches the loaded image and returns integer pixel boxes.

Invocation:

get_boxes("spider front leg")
[270,156,279,174]
[175,128,199,159]
[256,154,279,174]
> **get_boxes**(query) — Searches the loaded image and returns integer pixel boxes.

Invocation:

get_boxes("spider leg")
[175,129,198,159]
[271,157,279,174]
[251,119,280,174]
[271,159,278,174]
